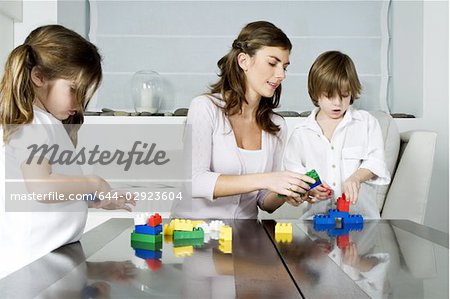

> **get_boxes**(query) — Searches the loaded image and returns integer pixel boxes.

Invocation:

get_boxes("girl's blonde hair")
[308,50,362,107]
[0,24,102,143]
[209,21,292,135]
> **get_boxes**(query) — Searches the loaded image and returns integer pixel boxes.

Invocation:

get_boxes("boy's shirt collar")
[298,106,363,133]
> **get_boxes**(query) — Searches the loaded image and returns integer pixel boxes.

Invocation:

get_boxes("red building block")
[337,235,350,249]
[146,259,162,271]
[337,193,349,212]
[148,213,162,227]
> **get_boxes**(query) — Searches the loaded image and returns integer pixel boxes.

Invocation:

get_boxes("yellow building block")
[190,220,205,227]
[275,223,292,234]
[275,233,293,243]
[173,245,193,257]
[219,239,232,254]
[219,225,232,241]
[163,223,174,236]
[173,219,194,231]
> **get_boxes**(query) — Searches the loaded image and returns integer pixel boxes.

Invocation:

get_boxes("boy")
[284,51,390,218]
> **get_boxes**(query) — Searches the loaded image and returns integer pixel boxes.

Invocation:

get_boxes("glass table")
[0,219,447,298]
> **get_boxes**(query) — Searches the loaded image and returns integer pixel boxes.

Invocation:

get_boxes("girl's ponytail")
[0,44,36,142]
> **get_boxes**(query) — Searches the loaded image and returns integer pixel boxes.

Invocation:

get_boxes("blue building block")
[135,224,163,235]
[135,249,162,260]
[328,209,350,219]
[343,214,364,225]
[313,214,336,226]
[309,179,322,189]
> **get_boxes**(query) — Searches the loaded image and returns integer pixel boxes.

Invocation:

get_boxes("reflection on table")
[263,219,449,299]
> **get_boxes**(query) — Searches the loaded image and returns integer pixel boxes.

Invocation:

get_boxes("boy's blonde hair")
[308,50,361,107]
[0,25,102,143]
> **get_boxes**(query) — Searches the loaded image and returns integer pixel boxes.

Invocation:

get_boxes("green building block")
[278,169,322,198]
[131,231,162,243]
[131,240,162,251]
[173,238,204,247]
[173,228,204,240]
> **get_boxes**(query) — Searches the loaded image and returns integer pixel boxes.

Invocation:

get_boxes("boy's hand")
[307,182,333,203]
[342,176,361,204]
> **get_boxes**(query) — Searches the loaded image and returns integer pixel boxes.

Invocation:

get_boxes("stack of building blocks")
[275,223,293,243]
[163,219,206,254]
[312,194,364,248]
[130,213,163,270]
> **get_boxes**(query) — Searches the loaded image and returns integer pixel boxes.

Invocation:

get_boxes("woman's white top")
[171,95,287,219]
[0,106,87,278]
[284,107,390,219]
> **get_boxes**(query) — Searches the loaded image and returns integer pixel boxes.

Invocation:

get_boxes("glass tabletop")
[0,219,301,299]
[263,219,449,299]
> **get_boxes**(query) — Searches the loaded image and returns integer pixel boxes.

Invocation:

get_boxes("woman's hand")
[263,171,315,198]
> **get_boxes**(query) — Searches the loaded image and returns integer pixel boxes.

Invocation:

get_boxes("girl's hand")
[264,171,315,198]
[90,191,137,211]
[342,176,361,204]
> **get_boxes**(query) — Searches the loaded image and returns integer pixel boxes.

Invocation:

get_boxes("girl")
[0,25,135,277]
[172,21,315,219]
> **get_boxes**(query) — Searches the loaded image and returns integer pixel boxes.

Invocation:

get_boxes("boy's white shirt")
[284,106,390,219]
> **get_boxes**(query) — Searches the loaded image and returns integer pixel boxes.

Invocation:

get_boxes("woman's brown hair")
[209,21,292,135]
[0,24,102,143]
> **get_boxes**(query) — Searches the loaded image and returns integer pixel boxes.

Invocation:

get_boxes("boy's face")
[317,91,351,120]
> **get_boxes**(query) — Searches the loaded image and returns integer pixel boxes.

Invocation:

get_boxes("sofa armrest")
[382,130,437,224]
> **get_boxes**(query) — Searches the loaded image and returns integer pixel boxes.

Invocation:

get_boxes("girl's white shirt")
[171,94,287,219]
[0,106,87,278]
[284,106,390,219]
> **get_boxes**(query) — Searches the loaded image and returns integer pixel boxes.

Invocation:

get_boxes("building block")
[275,223,293,234]
[131,231,163,243]
[342,214,364,225]
[173,219,194,231]
[275,233,293,243]
[173,245,193,257]
[135,249,162,260]
[328,209,350,219]
[135,224,163,235]
[173,228,204,240]
[337,235,350,249]
[219,239,232,254]
[191,220,206,227]
[196,223,210,234]
[146,259,162,271]
[219,225,232,241]
[163,222,175,235]
[313,214,336,226]
[305,169,322,189]
[131,240,162,251]
[173,237,204,248]
[134,213,147,226]
[209,220,224,231]
[148,213,162,227]
[336,193,349,212]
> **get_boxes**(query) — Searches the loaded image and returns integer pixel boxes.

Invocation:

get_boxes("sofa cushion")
[370,111,400,211]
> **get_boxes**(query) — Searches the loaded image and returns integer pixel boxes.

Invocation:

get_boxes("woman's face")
[241,46,290,101]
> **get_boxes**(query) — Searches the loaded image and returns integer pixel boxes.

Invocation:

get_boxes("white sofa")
[260,111,437,224]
